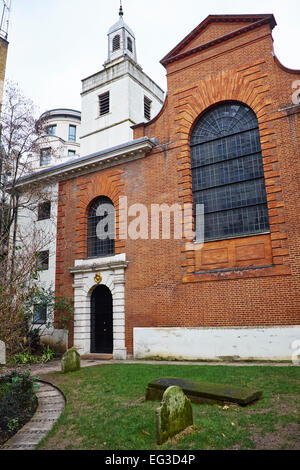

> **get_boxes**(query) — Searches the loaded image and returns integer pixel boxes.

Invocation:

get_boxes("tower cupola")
[106,2,137,65]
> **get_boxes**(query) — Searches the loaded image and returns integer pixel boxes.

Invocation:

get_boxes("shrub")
[0,368,39,442]
[13,350,40,365]
[40,345,56,363]
[13,345,56,365]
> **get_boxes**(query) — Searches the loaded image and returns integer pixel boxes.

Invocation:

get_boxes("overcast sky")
[4,0,300,116]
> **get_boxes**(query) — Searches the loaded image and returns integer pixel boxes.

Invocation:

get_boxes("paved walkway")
[1,380,65,450]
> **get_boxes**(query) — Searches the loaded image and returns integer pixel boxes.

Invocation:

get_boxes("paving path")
[1,380,65,450]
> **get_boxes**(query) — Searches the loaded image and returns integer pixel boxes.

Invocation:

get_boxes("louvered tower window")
[144,96,152,120]
[87,197,115,258]
[99,91,110,116]
[191,102,269,241]
[112,34,120,51]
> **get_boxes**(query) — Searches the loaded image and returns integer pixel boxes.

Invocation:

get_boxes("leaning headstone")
[61,348,81,373]
[156,386,193,445]
[0,340,5,365]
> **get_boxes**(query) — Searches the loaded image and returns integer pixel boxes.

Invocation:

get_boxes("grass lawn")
[37,364,300,450]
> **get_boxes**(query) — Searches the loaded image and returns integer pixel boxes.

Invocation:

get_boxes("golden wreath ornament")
[94,273,103,284]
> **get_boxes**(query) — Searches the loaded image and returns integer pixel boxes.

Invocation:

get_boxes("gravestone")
[156,386,193,445]
[61,348,81,373]
[0,340,5,364]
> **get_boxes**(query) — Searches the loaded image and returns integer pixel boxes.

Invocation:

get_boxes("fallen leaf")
[141,429,150,436]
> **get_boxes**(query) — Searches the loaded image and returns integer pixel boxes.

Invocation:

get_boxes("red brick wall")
[55,18,300,353]
[55,169,125,347]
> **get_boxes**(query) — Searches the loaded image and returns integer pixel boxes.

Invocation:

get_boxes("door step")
[81,353,113,360]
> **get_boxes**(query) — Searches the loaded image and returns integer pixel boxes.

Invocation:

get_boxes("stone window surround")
[69,253,128,359]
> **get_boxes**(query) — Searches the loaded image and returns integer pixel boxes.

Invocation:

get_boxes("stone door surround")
[69,253,128,359]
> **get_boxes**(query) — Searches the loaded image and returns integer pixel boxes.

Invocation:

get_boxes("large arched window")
[87,196,115,258]
[191,102,270,241]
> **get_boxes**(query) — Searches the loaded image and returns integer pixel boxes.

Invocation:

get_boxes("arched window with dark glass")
[191,102,270,241]
[112,34,120,51]
[87,197,115,258]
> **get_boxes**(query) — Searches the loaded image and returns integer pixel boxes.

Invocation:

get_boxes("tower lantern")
[105,1,137,65]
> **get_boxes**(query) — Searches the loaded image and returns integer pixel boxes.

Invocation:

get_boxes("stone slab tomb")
[146,377,262,406]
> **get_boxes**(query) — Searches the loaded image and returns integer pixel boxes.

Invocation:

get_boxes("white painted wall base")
[40,329,68,353]
[133,326,300,362]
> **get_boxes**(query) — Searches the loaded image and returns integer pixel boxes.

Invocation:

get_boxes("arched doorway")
[90,285,113,354]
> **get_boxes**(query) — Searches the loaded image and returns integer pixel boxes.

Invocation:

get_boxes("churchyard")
[34,363,300,450]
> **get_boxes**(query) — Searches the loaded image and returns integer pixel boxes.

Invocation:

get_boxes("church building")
[16,9,300,361]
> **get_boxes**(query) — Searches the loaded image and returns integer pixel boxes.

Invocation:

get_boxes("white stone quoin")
[133,326,300,362]
[69,254,128,359]
[0,340,6,364]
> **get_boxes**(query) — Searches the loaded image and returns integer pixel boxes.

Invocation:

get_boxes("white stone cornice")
[69,253,129,274]
[14,137,157,189]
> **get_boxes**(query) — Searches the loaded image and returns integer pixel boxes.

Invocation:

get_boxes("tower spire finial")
[119,0,123,17]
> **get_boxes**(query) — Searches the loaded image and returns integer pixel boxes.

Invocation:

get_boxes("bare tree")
[1,82,42,253]
[0,82,61,356]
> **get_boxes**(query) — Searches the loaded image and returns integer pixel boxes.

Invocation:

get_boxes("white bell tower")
[80,2,165,157]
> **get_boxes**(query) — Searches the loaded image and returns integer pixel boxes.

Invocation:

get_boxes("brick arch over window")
[190,101,270,241]
[74,170,125,259]
[87,196,115,258]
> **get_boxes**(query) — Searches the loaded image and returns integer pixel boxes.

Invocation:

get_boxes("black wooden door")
[90,285,113,354]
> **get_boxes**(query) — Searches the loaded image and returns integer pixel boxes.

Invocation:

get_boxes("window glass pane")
[69,125,76,142]
[191,129,261,167]
[87,197,115,257]
[40,148,51,166]
[46,125,56,136]
[68,149,76,156]
[36,251,49,270]
[192,153,264,191]
[194,179,268,214]
[38,201,51,220]
[33,304,47,324]
[203,205,270,241]
[191,103,258,145]
[191,102,269,240]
